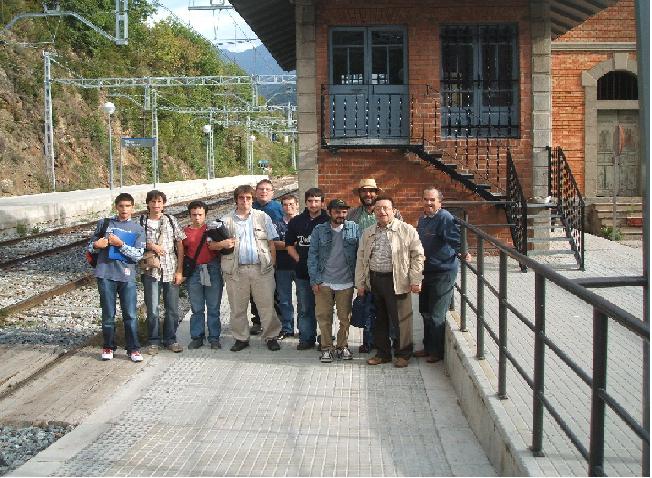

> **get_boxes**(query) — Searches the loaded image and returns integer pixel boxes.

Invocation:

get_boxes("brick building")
[231,0,632,253]
[551,0,640,199]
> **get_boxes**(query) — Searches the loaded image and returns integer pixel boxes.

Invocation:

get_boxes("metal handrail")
[454,214,649,476]
[505,148,528,258]
[548,146,585,270]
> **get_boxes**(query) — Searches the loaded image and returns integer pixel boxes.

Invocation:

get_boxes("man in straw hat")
[347,178,403,231]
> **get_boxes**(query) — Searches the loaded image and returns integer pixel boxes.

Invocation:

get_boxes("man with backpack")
[88,193,146,362]
[139,190,186,354]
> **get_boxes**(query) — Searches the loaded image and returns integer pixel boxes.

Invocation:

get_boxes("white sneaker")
[130,351,144,363]
[338,347,353,360]
[320,349,333,363]
[101,348,113,361]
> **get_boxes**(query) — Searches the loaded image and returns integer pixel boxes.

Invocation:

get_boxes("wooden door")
[596,110,640,196]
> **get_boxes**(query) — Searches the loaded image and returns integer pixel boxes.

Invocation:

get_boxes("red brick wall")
[318,149,513,245]
[313,0,532,244]
[551,0,637,194]
[554,0,636,43]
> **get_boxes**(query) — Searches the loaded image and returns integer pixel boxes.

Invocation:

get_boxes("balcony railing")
[440,78,520,138]
[320,84,436,148]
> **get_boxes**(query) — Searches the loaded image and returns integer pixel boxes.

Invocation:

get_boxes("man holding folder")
[88,192,146,362]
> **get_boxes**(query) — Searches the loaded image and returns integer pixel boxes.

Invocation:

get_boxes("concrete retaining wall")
[444,312,543,476]
[0,175,266,238]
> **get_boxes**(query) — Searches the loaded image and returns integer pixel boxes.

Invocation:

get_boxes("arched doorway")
[582,53,640,197]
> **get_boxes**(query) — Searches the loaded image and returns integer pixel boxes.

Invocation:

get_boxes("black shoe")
[188,338,204,349]
[278,331,294,340]
[266,339,281,351]
[250,323,262,336]
[297,342,315,351]
[359,344,371,354]
[230,340,250,352]
[210,340,222,350]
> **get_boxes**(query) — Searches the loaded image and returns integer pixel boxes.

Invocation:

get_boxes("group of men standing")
[89,177,465,369]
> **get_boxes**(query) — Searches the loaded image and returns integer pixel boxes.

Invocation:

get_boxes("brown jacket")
[355,219,424,295]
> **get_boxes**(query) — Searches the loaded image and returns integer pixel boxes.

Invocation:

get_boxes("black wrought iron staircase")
[320,83,530,256]
[405,142,507,202]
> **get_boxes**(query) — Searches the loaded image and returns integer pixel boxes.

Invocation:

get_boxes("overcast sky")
[154,0,259,52]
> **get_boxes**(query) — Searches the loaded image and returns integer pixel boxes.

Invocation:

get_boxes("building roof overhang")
[230,0,620,71]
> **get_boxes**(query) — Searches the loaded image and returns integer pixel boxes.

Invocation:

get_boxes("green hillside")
[0,0,294,195]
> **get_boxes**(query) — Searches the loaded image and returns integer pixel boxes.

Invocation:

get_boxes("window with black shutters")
[441,24,520,138]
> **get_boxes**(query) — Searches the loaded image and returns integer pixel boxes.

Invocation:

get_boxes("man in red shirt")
[182,200,224,349]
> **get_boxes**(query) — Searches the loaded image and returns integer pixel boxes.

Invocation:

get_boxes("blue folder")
[108,228,138,262]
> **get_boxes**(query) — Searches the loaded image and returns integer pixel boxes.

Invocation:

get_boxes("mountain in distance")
[219,44,296,105]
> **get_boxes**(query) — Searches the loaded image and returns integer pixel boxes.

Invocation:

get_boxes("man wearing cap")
[307,199,361,363]
[346,178,402,353]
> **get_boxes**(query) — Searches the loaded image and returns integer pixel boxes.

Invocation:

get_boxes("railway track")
[0,177,297,270]
[0,179,298,419]
[0,178,297,322]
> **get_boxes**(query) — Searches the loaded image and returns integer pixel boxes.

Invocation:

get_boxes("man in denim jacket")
[308,199,361,363]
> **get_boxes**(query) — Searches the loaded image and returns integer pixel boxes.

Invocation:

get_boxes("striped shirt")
[231,211,278,265]
[369,225,393,273]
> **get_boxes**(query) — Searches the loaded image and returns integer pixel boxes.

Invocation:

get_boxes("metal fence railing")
[548,145,585,270]
[453,215,649,476]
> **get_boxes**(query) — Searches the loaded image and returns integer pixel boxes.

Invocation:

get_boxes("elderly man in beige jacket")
[355,195,425,368]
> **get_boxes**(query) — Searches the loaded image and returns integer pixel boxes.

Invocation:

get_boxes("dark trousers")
[418,269,457,359]
[370,271,413,359]
[362,292,375,348]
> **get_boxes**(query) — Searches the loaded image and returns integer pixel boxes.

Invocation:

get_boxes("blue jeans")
[275,269,296,334]
[186,259,223,343]
[142,275,180,346]
[97,278,140,352]
[295,277,316,344]
[419,269,457,358]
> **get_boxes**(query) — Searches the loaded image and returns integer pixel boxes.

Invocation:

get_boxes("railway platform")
[10,299,496,477]
[0,175,266,238]
[0,184,645,476]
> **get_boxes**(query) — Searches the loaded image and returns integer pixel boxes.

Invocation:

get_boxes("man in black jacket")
[285,188,329,350]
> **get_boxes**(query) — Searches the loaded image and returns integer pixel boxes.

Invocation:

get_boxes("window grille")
[440,24,520,138]
[597,71,638,101]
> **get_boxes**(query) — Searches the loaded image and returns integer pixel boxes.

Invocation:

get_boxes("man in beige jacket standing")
[212,185,282,352]
[355,195,424,368]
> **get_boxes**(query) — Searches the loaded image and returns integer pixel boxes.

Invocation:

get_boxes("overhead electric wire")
[225,8,277,74]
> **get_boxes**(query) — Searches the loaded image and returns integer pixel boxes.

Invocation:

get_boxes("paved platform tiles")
[16,299,495,476]
[454,233,645,476]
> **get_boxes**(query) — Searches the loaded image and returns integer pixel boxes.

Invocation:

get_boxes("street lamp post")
[102,102,116,189]
[202,124,213,179]
[248,134,256,173]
